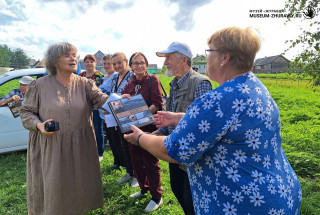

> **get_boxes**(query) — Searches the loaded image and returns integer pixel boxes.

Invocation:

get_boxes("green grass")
[0,76,38,98]
[0,152,27,214]
[0,74,320,214]
[0,150,184,215]
[255,72,313,80]
[0,79,20,98]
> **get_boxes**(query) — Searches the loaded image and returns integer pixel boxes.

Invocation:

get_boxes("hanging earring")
[221,63,224,66]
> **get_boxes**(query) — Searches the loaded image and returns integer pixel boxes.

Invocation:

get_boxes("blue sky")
[0,0,317,67]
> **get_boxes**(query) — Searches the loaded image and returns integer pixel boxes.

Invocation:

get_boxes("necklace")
[135,85,141,94]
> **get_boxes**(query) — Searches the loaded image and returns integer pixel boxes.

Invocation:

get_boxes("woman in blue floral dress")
[124,27,301,215]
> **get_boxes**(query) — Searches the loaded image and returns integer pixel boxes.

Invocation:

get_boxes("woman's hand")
[121,94,131,99]
[36,119,57,136]
[102,110,109,115]
[124,125,144,146]
[154,111,185,128]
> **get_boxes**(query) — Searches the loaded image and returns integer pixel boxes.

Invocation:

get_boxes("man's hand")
[154,111,185,128]
[11,95,21,103]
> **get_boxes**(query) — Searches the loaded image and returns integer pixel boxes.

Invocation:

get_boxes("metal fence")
[252,69,319,86]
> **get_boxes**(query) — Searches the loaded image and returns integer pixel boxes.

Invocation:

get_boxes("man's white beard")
[165,69,173,77]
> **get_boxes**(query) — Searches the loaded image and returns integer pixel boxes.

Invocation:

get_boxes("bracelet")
[136,133,144,148]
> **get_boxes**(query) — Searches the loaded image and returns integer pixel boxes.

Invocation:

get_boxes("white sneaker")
[130,177,139,188]
[99,156,103,162]
[129,190,144,198]
[144,198,163,212]
[117,173,133,184]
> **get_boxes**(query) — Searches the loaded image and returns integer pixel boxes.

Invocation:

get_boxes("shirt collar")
[170,70,191,89]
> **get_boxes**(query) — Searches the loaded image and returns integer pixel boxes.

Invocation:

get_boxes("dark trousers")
[93,110,104,156]
[109,127,133,175]
[106,127,121,166]
[119,133,133,176]
[169,163,195,215]
[128,143,162,199]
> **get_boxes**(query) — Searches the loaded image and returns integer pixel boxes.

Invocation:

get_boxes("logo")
[303,6,316,19]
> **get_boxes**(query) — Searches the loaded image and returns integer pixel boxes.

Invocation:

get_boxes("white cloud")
[0,0,315,67]
[0,9,17,18]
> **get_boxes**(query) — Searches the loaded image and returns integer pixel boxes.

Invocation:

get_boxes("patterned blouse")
[164,72,301,215]
[80,71,104,87]
[110,70,135,94]
[99,72,118,95]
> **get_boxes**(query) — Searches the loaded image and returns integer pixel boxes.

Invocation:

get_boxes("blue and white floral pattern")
[164,72,301,215]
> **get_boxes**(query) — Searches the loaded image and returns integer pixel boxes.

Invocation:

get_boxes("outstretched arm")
[124,125,178,163]
[0,95,21,106]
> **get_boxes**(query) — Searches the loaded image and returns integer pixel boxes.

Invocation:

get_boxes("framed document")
[108,94,155,133]
[7,99,23,118]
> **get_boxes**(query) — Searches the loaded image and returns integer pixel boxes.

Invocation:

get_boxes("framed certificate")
[108,94,155,133]
[8,99,23,118]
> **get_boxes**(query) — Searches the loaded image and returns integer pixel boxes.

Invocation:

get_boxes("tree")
[10,48,30,69]
[158,65,167,74]
[284,0,320,85]
[0,45,13,67]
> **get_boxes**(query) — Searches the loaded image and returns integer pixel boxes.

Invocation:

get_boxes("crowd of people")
[18,26,301,215]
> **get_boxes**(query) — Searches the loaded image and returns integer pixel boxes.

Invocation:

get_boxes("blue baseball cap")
[156,42,193,58]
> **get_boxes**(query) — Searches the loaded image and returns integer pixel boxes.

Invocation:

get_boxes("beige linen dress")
[20,74,108,215]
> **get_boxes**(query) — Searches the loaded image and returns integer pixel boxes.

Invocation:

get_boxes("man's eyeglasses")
[205,49,219,57]
[132,62,146,66]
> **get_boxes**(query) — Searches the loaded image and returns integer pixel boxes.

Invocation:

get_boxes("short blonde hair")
[207,27,261,71]
[44,42,77,75]
[112,52,128,62]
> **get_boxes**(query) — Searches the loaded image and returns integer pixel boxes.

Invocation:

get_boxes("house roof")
[94,50,105,59]
[29,59,38,67]
[254,55,290,66]
[148,64,157,69]
[192,54,205,62]
[35,59,45,68]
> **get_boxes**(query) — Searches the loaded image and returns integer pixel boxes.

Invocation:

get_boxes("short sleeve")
[85,79,109,109]
[20,80,42,131]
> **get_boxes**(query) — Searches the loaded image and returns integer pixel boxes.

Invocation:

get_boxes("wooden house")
[94,50,105,73]
[254,55,290,73]
[79,50,105,73]
[192,54,206,74]
[147,64,158,74]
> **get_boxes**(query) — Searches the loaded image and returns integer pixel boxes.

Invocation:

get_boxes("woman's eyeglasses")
[132,62,146,66]
[205,49,219,57]
[64,54,80,60]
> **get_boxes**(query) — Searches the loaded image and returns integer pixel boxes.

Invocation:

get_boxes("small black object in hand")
[45,120,60,132]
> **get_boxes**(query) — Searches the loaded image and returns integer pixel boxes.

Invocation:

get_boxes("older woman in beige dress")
[20,42,109,215]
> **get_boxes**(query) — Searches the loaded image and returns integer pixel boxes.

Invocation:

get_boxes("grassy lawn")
[0,73,319,214]
[0,149,184,215]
